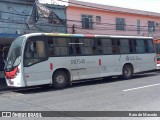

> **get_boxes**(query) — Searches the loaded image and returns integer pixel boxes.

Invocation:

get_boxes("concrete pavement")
[0,71,160,120]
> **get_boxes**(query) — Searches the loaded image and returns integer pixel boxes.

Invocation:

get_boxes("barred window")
[116,18,125,30]
[96,16,101,24]
[82,15,93,29]
[148,21,155,32]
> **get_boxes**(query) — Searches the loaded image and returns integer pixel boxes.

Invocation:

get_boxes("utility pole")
[72,24,76,34]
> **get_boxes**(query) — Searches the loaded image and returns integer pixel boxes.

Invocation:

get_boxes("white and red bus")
[4,33,156,89]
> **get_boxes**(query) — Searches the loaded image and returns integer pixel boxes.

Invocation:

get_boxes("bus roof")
[22,33,153,39]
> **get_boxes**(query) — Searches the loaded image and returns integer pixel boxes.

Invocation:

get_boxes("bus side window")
[146,39,154,53]
[75,38,81,55]
[129,40,136,53]
[48,37,70,56]
[136,39,145,53]
[96,39,103,54]
[144,40,149,52]
[120,39,130,54]
[25,42,34,58]
[36,41,46,58]
[112,39,120,54]
[81,38,92,55]
[143,39,154,53]
[24,40,46,66]
[101,39,112,54]
[48,39,55,56]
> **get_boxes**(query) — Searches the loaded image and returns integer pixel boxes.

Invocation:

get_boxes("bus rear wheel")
[122,64,133,79]
[52,71,69,89]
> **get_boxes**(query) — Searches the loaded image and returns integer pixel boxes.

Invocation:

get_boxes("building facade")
[67,0,160,39]
[0,0,66,46]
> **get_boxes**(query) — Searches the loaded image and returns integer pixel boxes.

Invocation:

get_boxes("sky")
[39,0,160,13]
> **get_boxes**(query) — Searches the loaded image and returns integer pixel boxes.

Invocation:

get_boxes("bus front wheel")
[52,71,69,89]
[122,64,133,80]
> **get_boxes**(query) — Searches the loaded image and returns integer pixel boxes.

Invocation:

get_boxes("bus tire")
[52,70,69,89]
[122,64,133,80]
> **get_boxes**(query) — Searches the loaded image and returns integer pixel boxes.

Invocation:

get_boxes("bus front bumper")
[157,64,160,69]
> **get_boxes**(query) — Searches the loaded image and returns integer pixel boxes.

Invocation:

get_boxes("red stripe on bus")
[50,63,53,70]
[26,75,29,78]
[99,59,101,66]
[84,34,95,37]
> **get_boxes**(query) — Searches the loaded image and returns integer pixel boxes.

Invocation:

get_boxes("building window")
[137,20,140,34]
[116,18,125,30]
[82,15,93,29]
[148,21,155,32]
[48,12,63,24]
[96,16,101,24]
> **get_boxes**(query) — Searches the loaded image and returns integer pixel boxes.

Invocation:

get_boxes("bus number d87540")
[71,59,85,65]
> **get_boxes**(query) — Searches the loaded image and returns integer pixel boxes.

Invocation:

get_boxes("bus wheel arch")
[52,68,71,89]
[122,63,134,79]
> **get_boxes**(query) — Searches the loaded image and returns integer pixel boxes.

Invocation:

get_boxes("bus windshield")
[5,36,25,69]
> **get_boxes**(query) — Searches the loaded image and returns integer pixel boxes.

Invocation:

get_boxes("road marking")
[123,83,160,92]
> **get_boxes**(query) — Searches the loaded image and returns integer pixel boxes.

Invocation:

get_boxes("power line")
[67,24,160,38]
[66,19,151,28]
[0,6,157,29]
[0,9,154,30]
[0,18,157,34]
[1,16,150,34]
[0,0,159,37]
[0,2,158,32]
[71,24,155,33]
[0,4,157,28]
[0,16,158,35]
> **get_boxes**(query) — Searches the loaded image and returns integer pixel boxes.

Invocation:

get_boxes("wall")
[67,3,160,39]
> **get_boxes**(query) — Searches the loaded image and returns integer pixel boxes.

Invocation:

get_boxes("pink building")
[66,0,160,39]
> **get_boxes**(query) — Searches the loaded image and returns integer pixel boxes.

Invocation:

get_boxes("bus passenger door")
[23,38,51,86]
[99,38,122,77]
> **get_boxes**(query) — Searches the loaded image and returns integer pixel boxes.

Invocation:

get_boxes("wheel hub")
[124,68,131,77]
[56,75,64,84]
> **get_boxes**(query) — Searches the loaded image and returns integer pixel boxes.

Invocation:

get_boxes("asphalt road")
[0,70,160,120]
